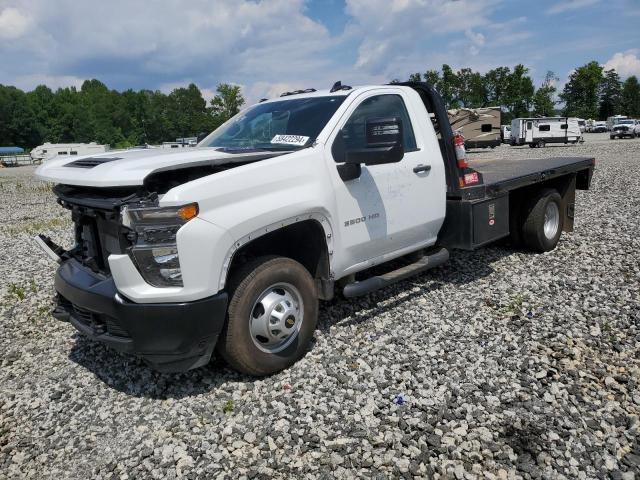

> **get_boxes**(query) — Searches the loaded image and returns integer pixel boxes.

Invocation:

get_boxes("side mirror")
[344,117,404,166]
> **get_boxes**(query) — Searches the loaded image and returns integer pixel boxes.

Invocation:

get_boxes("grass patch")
[7,283,26,301]
[29,183,53,194]
[222,400,234,414]
[486,293,530,317]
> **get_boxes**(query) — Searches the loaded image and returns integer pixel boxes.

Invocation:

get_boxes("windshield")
[199,96,346,151]
[618,120,634,125]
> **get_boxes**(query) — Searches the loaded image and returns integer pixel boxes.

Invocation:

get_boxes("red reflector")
[457,158,468,168]
[464,172,479,185]
[453,134,465,146]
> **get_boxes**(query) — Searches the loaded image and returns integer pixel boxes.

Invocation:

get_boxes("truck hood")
[35,147,288,187]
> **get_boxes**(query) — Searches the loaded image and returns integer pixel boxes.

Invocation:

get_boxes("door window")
[339,94,417,153]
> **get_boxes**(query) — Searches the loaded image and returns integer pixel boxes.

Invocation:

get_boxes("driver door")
[326,91,442,275]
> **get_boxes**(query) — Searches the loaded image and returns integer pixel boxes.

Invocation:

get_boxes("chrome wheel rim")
[544,201,560,240]
[249,283,303,353]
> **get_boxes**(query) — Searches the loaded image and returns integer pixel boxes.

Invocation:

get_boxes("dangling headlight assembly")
[122,203,198,287]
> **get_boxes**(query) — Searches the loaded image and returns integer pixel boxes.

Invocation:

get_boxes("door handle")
[413,164,431,174]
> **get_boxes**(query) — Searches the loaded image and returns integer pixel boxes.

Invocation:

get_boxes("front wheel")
[218,256,318,376]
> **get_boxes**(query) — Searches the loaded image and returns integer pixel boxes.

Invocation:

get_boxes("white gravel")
[1,133,639,479]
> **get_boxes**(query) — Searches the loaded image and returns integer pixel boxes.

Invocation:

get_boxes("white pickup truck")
[35,82,595,375]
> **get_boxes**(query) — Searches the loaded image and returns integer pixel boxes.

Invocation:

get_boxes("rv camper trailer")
[31,142,109,163]
[510,117,582,148]
[448,107,501,149]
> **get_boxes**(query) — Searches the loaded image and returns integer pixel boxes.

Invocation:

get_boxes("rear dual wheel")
[520,189,564,252]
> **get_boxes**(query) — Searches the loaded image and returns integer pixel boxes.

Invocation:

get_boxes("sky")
[0,0,639,104]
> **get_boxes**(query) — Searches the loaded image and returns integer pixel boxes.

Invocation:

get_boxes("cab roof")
[256,85,405,104]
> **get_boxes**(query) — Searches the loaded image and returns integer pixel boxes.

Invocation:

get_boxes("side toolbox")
[437,195,510,250]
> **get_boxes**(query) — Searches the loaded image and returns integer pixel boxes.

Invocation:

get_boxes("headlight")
[122,203,198,287]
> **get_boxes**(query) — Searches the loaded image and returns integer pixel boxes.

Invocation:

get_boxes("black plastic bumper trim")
[54,258,228,372]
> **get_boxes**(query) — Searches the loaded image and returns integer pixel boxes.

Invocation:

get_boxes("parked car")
[35,82,596,375]
[634,122,640,137]
[607,115,628,131]
[591,122,607,133]
[610,119,637,139]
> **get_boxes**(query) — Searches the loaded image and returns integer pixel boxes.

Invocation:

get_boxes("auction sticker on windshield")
[271,135,309,146]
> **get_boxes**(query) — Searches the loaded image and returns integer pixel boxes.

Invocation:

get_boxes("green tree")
[0,85,40,147]
[210,83,245,124]
[599,69,622,120]
[439,64,459,108]
[456,68,486,108]
[483,67,511,107]
[167,83,211,140]
[560,61,603,119]
[533,71,558,117]
[423,69,440,87]
[505,64,535,118]
[25,85,56,143]
[620,75,640,117]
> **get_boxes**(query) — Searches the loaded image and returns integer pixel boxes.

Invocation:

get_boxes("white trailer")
[31,142,109,163]
[510,117,582,148]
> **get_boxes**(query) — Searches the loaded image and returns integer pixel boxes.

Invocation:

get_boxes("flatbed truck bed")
[468,156,594,194]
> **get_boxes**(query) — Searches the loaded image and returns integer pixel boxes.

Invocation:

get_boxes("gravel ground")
[1,133,638,479]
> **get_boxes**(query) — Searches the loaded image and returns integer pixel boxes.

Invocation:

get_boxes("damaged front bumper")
[36,235,228,372]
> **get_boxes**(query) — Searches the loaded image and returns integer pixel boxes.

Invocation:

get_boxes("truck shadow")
[67,244,520,399]
[317,244,514,332]
[68,336,249,399]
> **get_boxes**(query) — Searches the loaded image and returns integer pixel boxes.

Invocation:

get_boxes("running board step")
[342,247,449,298]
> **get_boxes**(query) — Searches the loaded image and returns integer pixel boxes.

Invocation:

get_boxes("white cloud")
[465,30,485,56]
[603,50,640,78]
[546,0,598,15]
[0,7,31,39]
[0,0,333,92]
[345,0,502,75]
[0,0,630,108]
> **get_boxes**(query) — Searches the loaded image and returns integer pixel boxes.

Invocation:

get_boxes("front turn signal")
[178,203,199,221]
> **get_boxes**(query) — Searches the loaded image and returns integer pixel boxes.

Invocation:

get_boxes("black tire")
[218,256,318,376]
[521,189,564,252]
[610,136,615,140]
[528,143,536,148]
[537,140,546,148]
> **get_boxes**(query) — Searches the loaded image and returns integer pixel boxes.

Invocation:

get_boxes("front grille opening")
[57,295,130,339]
[105,317,129,338]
